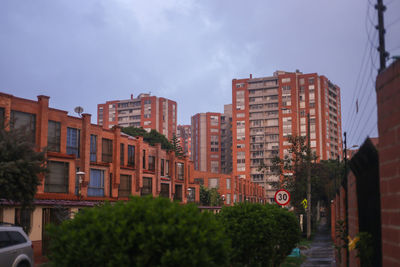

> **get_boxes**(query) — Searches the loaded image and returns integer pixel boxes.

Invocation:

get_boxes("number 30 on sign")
[274,189,290,206]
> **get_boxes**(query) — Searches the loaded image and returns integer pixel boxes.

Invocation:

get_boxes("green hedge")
[218,203,300,266]
[47,197,230,267]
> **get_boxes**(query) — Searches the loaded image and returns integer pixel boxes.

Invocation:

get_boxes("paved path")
[301,217,336,267]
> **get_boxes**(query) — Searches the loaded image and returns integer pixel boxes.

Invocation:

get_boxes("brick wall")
[376,59,400,267]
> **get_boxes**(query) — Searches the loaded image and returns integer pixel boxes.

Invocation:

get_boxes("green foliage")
[218,203,301,267]
[122,127,173,150]
[200,185,211,206]
[199,185,223,206]
[263,135,342,215]
[170,133,184,157]
[334,220,347,263]
[0,127,46,207]
[47,197,230,267]
[355,232,374,267]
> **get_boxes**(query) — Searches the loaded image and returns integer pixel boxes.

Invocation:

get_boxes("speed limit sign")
[274,189,290,206]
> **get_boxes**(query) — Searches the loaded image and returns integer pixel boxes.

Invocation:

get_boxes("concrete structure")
[232,71,342,202]
[177,125,192,159]
[97,93,177,140]
[191,106,233,174]
[0,92,266,261]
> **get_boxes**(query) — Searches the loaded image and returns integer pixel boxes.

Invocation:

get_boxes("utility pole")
[307,113,312,240]
[376,0,388,73]
[343,132,349,267]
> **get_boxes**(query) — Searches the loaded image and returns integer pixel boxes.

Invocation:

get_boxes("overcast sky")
[1,0,399,147]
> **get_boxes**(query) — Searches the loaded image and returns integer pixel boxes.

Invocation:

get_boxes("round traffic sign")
[274,189,290,206]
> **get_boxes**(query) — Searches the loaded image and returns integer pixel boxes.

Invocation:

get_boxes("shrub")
[218,203,300,266]
[47,197,230,266]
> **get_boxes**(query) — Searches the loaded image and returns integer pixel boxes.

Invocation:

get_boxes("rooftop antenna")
[74,106,84,117]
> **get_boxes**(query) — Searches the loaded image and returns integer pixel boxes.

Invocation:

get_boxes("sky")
[0,0,399,148]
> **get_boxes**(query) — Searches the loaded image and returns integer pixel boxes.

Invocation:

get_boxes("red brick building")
[0,92,266,260]
[177,125,192,158]
[191,107,233,175]
[232,71,342,202]
[97,93,177,140]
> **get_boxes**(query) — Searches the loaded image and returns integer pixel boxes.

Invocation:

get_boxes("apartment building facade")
[191,107,233,175]
[97,93,177,140]
[232,71,342,202]
[220,105,233,174]
[0,92,265,259]
[177,125,192,159]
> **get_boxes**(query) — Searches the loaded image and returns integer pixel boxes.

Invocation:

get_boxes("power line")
[343,3,377,132]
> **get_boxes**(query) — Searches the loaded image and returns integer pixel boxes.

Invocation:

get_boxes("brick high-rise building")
[97,93,177,140]
[191,106,233,174]
[220,104,233,174]
[232,70,342,202]
[191,112,221,173]
[177,125,192,159]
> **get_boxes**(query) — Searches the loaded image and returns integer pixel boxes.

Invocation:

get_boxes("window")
[226,178,231,190]
[208,178,219,189]
[128,145,135,167]
[174,184,182,201]
[142,150,146,169]
[45,161,69,193]
[188,187,195,202]
[67,127,80,157]
[308,77,315,84]
[0,231,27,249]
[47,121,61,152]
[88,169,105,197]
[101,139,113,163]
[119,174,131,198]
[148,156,155,171]
[160,183,170,198]
[161,159,165,176]
[120,144,125,166]
[194,178,204,185]
[210,115,219,126]
[90,135,97,162]
[166,160,170,176]
[176,163,184,180]
[211,161,219,173]
[141,177,152,196]
[281,78,291,83]
[226,193,231,205]
[236,90,245,110]
[10,110,36,143]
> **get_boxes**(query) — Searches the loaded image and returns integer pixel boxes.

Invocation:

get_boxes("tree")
[121,127,173,150]
[199,185,223,206]
[0,127,46,207]
[262,135,343,219]
[218,202,300,266]
[47,197,231,266]
[170,133,184,157]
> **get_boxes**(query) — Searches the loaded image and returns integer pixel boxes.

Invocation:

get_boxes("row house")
[192,170,266,206]
[0,92,266,260]
[0,93,194,259]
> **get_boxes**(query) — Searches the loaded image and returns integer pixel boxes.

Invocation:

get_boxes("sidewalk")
[301,217,336,267]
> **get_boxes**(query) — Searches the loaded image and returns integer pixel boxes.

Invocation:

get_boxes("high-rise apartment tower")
[97,93,177,140]
[232,71,342,202]
[191,105,233,174]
